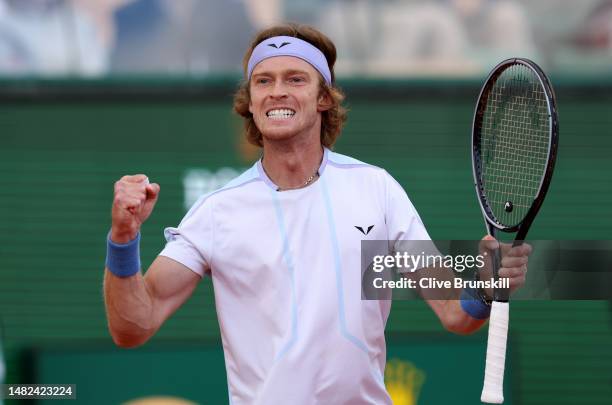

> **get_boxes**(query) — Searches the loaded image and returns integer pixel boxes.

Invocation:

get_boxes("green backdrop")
[0,77,610,404]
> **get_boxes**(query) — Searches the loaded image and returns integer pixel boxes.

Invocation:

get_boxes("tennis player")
[104,23,532,404]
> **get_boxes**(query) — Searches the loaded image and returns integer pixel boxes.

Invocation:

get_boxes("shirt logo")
[267,41,291,49]
[355,225,374,235]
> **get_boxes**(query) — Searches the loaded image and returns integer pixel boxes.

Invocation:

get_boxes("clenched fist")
[111,174,160,243]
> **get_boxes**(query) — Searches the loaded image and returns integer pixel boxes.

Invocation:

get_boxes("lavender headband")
[247,36,332,85]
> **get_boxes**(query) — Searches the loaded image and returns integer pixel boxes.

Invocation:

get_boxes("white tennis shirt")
[160,148,430,404]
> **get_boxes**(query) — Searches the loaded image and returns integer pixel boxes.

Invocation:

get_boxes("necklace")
[302,171,318,187]
[276,169,319,191]
[262,152,323,191]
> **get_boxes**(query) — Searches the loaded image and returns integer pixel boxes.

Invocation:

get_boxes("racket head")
[472,58,559,236]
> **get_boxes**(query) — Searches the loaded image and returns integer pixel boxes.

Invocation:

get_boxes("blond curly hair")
[233,23,347,148]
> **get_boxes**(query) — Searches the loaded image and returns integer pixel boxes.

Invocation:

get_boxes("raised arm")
[104,256,200,347]
[103,175,200,348]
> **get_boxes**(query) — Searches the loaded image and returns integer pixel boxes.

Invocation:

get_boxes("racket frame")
[472,57,559,242]
[470,57,559,404]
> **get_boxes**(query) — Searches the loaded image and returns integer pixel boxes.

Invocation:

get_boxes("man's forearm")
[428,299,488,335]
[103,269,157,347]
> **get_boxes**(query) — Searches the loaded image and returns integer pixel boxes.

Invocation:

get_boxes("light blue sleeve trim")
[326,150,370,167]
[163,164,261,245]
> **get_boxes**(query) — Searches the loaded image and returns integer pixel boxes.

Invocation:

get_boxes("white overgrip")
[481,301,509,404]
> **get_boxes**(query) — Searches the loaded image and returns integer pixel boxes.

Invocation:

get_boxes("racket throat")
[487,226,510,303]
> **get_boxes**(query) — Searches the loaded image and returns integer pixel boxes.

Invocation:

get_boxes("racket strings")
[479,63,550,227]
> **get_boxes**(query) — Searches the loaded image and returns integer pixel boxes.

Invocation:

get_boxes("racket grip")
[481,301,509,404]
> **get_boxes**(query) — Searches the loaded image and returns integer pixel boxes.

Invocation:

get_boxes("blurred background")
[0,0,611,404]
[0,0,611,77]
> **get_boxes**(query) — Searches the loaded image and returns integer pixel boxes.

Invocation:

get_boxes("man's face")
[249,56,330,143]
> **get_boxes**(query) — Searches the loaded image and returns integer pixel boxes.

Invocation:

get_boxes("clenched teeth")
[266,109,295,119]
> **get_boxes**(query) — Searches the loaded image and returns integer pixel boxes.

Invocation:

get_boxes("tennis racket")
[471,58,559,404]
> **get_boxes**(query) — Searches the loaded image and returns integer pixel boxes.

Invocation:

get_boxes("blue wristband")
[460,287,491,320]
[106,232,141,278]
